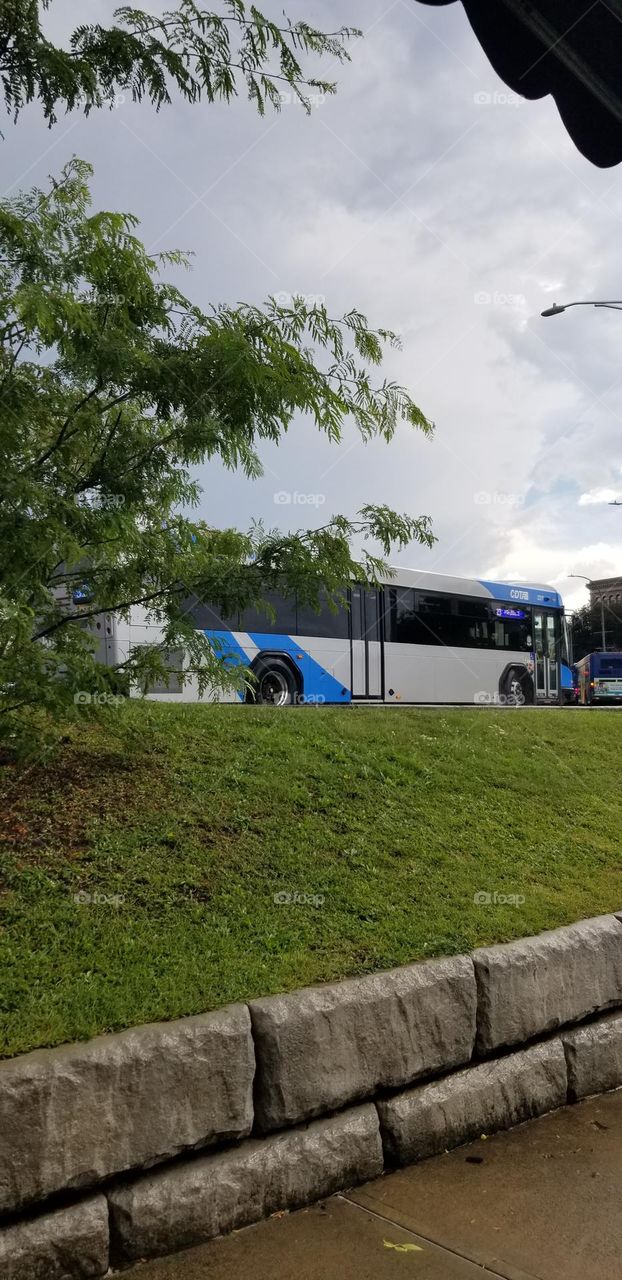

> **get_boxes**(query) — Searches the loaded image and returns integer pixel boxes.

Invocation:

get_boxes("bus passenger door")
[532,609,560,701]
[350,587,383,699]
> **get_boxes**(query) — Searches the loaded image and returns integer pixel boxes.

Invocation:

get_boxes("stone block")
[378,1039,567,1164]
[0,1004,254,1213]
[108,1103,383,1264]
[250,956,477,1130]
[563,1011,622,1100]
[0,1195,108,1280]
[473,915,622,1054]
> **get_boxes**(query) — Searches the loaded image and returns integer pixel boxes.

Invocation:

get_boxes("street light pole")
[570,573,606,650]
[546,308,618,648]
[542,300,622,317]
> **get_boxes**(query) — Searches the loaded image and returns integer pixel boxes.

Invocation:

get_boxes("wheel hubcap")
[508,679,525,705]
[260,670,289,706]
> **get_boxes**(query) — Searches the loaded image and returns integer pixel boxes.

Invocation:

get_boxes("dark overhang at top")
[416,0,622,167]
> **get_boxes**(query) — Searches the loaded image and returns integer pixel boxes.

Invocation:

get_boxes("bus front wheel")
[253,659,299,707]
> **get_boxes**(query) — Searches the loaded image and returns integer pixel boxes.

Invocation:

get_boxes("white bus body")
[99,568,571,706]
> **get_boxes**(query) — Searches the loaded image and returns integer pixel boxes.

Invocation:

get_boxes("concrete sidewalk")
[126,1090,622,1280]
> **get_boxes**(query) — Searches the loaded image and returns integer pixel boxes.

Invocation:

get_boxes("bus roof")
[576,650,622,663]
[382,567,563,609]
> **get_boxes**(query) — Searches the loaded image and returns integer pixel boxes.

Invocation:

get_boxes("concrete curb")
[1,911,622,1273]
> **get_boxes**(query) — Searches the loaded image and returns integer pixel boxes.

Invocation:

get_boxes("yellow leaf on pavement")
[383,1239,424,1253]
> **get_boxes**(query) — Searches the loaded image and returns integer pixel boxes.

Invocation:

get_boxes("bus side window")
[386,588,417,643]
[416,594,454,646]
[240,591,297,635]
[181,595,239,630]
[296,591,349,639]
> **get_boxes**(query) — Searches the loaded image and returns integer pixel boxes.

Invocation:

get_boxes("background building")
[588,577,622,609]
[571,576,622,660]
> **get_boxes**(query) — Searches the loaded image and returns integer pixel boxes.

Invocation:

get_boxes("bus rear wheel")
[502,667,533,706]
[253,659,299,706]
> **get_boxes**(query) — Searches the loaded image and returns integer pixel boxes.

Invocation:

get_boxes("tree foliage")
[0,161,434,738]
[571,600,622,662]
[0,0,360,123]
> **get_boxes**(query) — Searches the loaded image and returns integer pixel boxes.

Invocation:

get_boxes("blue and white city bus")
[108,568,573,706]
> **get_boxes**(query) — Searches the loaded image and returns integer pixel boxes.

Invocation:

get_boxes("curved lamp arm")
[542,300,622,316]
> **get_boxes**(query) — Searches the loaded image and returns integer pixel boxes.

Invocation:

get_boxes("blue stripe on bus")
[560,662,573,690]
[203,629,248,700]
[477,580,562,608]
[247,633,351,704]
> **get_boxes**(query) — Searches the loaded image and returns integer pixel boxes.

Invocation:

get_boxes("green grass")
[1,703,621,1058]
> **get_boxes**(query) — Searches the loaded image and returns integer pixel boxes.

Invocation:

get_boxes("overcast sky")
[7,0,622,609]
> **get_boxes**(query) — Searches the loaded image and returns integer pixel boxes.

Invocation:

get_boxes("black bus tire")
[252,659,299,706]
[502,667,534,706]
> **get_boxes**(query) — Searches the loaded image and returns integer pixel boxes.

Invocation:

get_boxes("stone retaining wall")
[2,912,622,1276]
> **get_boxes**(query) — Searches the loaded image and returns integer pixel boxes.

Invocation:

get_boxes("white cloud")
[579,488,622,506]
[486,532,622,608]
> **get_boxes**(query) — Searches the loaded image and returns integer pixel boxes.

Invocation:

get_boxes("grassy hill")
[1,702,621,1058]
